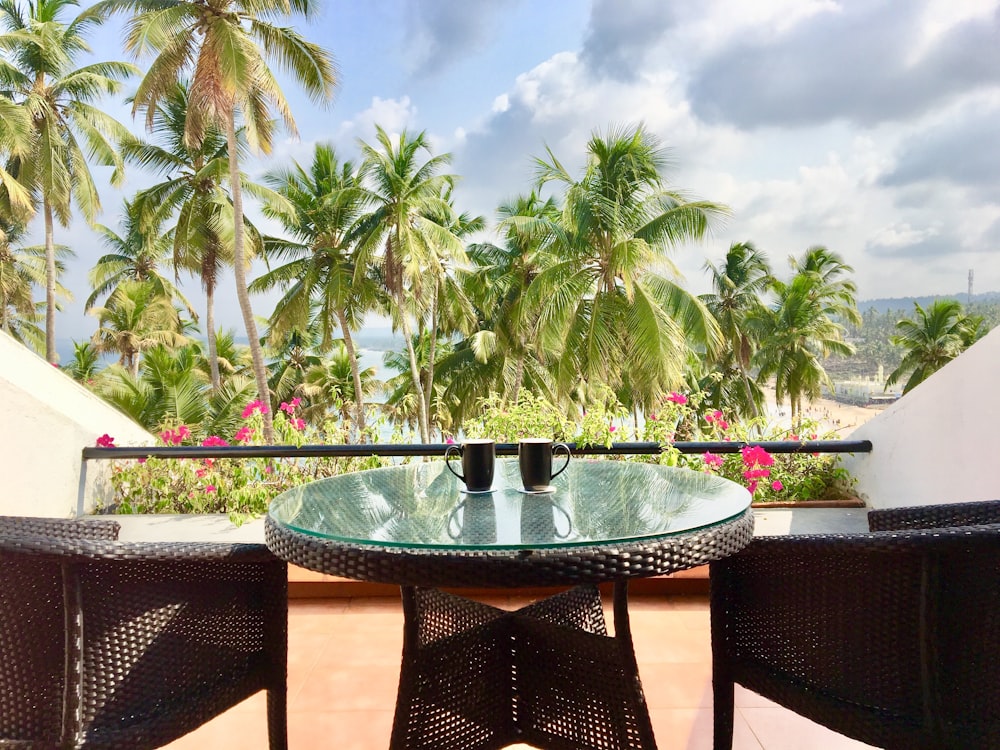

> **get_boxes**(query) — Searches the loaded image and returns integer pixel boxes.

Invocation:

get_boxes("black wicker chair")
[710,499,1000,750]
[0,515,288,749]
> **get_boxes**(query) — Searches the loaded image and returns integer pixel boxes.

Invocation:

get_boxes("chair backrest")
[713,515,1000,749]
[0,516,120,744]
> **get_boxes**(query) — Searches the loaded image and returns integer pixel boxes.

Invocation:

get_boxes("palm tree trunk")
[741,370,759,419]
[225,112,274,441]
[511,353,525,403]
[336,308,366,442]
[397,297,429,443]
[44,200,57,363]
[423,281,438,441]
[206,280,220,392]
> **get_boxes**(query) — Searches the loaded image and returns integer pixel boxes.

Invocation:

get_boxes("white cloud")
[335,95,419,145]
[869,222,943,249]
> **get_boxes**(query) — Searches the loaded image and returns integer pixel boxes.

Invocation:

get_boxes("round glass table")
[266,458,753,750]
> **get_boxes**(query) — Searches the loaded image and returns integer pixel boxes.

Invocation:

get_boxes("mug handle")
[447,501,466,540]
[444,445,465,481]
[552,502,572,539]
[551,442,571,479]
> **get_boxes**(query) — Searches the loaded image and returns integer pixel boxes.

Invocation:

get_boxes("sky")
[42,0,1000,344]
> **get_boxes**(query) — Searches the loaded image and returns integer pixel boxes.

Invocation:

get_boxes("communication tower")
[968,269,974,304]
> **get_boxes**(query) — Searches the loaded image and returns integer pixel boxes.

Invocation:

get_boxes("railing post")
[76,456,88,518]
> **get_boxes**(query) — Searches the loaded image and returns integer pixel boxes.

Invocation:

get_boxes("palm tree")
[255,144,379,439]
[0,98,34,218]
[264,324,322,412]
[0,0,136,363]
[419,194,482,437]
[87,199,196,316]
[64,339,99,382]
[789,245,862,327]
[381,333,445,438]
[100,0,337,440]
[357,126,465,443]
[93,340,255,434]
[886,299,983,395]
[193,327,251,385]
[529,124,728,414]
[752,273,855,425]
[124,82,238,392]
[444,192,560,417]
[300,341,379,428]
[700,241,773,418]
[0,219,72,350]
[90,280,187,377]
[0,219,38,345]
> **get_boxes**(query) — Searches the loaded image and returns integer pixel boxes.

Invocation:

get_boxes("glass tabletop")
[269,458,751,551]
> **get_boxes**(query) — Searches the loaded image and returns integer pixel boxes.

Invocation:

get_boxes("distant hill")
[858,291,1000,315]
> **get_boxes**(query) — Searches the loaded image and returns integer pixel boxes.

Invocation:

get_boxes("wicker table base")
[389,582,656,750]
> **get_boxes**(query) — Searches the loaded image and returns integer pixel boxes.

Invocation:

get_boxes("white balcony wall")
[0,332,153,517]
[843,325,1000,509]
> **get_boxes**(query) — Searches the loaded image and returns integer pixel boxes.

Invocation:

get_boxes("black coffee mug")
[518,438,571,492]
[445,438,495,493]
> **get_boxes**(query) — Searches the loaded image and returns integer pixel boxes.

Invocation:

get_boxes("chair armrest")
[868,499,1000,531]
[0,515,120,540]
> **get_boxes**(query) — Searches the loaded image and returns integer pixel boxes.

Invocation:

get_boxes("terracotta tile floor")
[164,593,876,750]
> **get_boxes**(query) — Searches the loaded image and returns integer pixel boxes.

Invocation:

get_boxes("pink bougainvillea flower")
[741,445,774,467]
[195,468,207,478]
[747,480,759,494]
[280,397,302,415]
[609,424,616,433]
[648,413,657,421]
[666,392,687,405]
[771,480,784,491]
[202,436,229,448]
[205,485,217,493]
[159,427,188,445]
[137,457,147,464]
[293,418,306,431]
[743,468,771,480]
[234,426,254,443]
[264,465,274,474]
[241,400,270,419]
[703,452,724,469]
[95,434,116,448]
[445,437,455,444]
[717,419,730,431]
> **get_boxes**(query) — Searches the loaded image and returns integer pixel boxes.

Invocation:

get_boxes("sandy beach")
[762,386,887,437]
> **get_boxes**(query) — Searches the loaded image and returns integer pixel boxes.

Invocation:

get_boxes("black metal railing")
[82,439,872,462]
